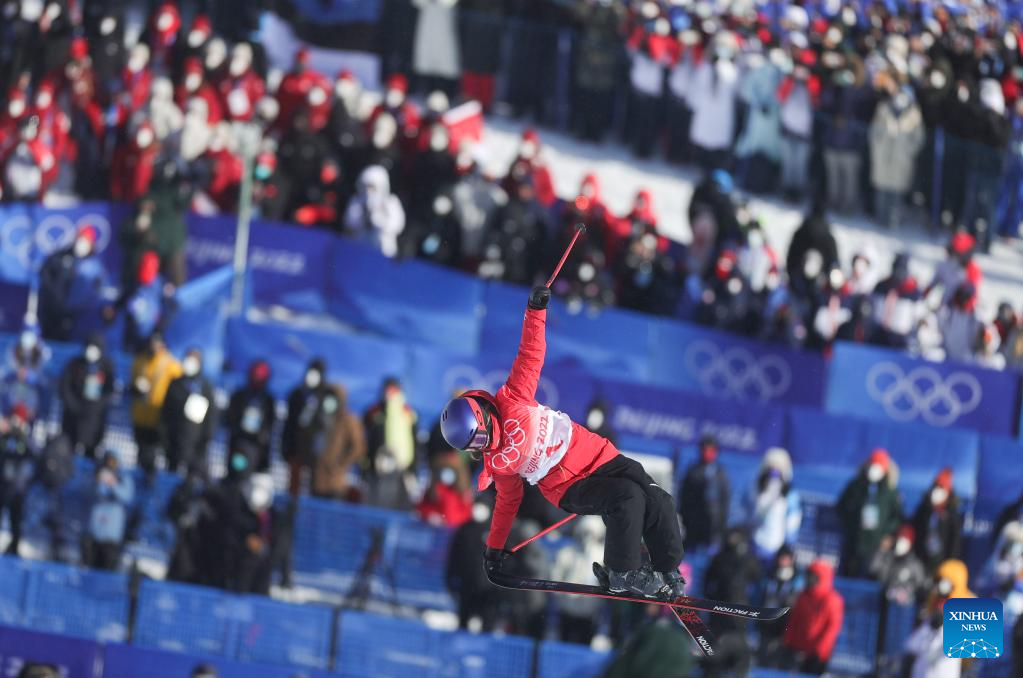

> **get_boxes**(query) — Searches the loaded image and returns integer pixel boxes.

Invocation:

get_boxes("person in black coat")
[281,358,334,495]
[703,527,762,632]
[785,203,839,306]
[0,406,36,556]
[59,334,116,459]
[225,360,277,473]
[161,349,217,473]
[911,468,963,575]
[166,463,213,584]
[678,435,731,550]
[478,179,549,286]
[219,473,276,595]
[445,501,500,631]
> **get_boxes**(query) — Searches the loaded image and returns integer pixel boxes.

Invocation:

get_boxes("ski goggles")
[463,397,493,452]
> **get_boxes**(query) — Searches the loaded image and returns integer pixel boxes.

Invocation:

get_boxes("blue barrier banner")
[0,281,28,333]
[0,625,100,678]
[103,643,317,678]
[826,342,1021,436]
[0,202,129,285]
[224,317,409,413]
[976,436,1023,523]
[480,282,652,382]
[403,344,596,425]
[290,0,382,23]
[186,216,332,314]
[165,264,234,376]
[600,378,787,454]
[650,321,826,407]
[327,238,483,356]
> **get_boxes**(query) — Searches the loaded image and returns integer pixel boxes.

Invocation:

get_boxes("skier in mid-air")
[440,285,686,600]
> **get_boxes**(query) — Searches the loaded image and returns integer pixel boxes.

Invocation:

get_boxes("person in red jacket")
[781,559,844,675]
[439,286,685,600]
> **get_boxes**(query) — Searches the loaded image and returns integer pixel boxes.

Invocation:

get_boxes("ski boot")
[594,562,672,600]
[661,569,686,599]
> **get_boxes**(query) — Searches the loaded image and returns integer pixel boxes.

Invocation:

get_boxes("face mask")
[73,237,91,258]
[100,16,116,35]
[937,579,953,596]
[894,537,911,557]
[931,487,949,506]
[867,463,885,483]
[471,503,491,523]
[305,369,321,388]
[182,356,201,377]
[230,452,249,472]
[188,29,205,48]
[777,565,794,581]
[84,345,101,363]
[579,262,596,283]
[336,79,357,100]
[254,164,272,180]
[229,56,248,77]
[137,213,152,231]
[308,87,327,106]
[157,12,173,31]
[586,409,605,430]
[19,331,36,351]
[429,128,449,152]
[185,73,201,92]
[385,88,403,108]
[36,91,52,109]
[8,98,25,117]
[803,251,823,278]
[128,51,147,73]
[439,468,457,486]
[137,127,154,148]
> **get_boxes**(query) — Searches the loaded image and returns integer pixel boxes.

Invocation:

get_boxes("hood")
[936,559,974,599]
[358,165,391,197]
[806,559,835,595]
[579,173,602,202]
[630,189,657,225]
[761,447,793,483]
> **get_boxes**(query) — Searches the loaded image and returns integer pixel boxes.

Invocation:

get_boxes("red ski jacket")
[479,308,619,549]
[783,560,845,662]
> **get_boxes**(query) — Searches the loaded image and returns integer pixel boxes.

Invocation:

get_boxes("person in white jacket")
[687,37,740,171]
[743,447,802,560]
[344,165,406,258]
[551,516,607,645]
[905,618,961,678]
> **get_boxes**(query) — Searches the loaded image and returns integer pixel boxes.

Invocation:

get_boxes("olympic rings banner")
[826,342,1021,436]
[0,202,129,285]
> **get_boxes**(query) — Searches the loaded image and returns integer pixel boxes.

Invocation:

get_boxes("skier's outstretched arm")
[504,287,551,404]
[486,472,525,550]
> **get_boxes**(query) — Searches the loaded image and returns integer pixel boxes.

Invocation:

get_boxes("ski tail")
[671,606,716,658]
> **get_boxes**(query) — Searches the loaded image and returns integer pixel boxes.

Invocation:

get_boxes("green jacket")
[147,175,191,257]
[602,617,694,678]
[837,469,903,564]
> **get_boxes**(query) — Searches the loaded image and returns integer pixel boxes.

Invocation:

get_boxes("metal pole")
[231,124,258,315]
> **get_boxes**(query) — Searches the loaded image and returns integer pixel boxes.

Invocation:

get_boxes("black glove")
[484,546,511,574]
[528,285,551,310]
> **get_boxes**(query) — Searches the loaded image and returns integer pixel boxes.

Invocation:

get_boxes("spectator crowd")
[3,1,1023,676]
[3,0,1023,371]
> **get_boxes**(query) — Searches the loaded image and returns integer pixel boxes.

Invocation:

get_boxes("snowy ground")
[475,115,1023,324]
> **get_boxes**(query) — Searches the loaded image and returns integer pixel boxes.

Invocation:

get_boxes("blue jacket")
[88,471,135,544]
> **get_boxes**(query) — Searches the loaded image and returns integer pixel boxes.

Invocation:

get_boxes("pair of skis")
[486,566,789,658]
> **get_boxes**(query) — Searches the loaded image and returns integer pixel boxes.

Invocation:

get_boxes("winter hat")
[184,57,203,76]
[70,37,89,61]
[386,73,408,94]
[138,251,160,285]
[78,225,98,245]
[295,47,310,66]
[935,468,953,490]
[897,524,916,544]
[337,69,355,82]
[191,14,211,35]
[868,447,891,470]
[249,360,270,384]
[950,231,976,254]
[10,403,29,423]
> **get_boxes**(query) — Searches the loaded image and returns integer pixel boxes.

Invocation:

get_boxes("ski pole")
[545,223,586,288]
[510,513,579,553]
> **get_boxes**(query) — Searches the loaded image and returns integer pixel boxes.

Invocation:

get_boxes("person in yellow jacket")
[130,332,181,476]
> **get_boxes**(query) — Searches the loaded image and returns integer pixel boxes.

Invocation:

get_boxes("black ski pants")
[560,455,684,572]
